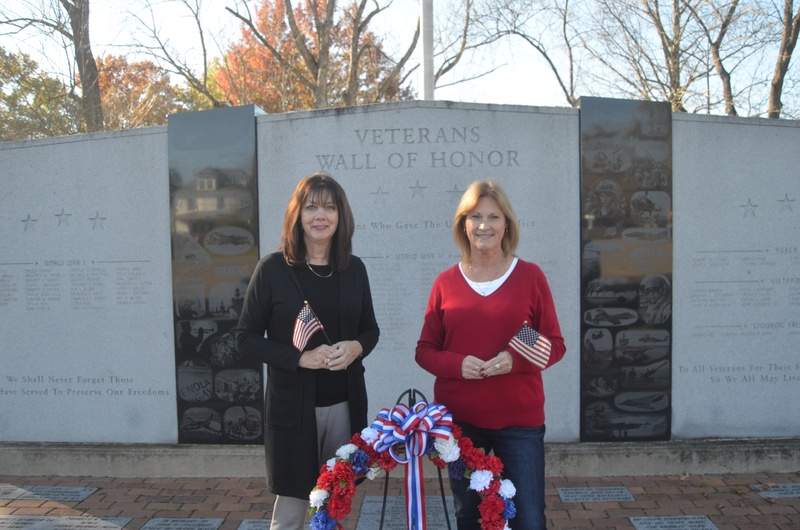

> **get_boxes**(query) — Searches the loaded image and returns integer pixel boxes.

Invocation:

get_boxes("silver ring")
[495,363,500,370]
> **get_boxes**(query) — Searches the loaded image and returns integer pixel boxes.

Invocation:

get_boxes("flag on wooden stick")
[293,301,323,352]
[506,321,552,370]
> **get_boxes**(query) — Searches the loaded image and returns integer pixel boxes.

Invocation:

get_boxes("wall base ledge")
[1,437,797,478]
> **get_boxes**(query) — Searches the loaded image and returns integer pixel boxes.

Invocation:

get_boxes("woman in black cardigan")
[236,173,380,530]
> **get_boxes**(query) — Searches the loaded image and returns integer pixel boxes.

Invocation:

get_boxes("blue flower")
[503,499,517,520]
[447,459,466,480]
[311,509,338,530]
[351,449,370,475]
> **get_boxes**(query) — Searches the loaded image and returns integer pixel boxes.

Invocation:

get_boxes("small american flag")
[507,322,552,370]
[292,302,323,352]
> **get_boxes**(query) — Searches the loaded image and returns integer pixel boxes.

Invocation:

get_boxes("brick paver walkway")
[1,472,799,529]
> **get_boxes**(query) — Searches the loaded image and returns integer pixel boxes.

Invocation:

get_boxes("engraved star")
[778,193,795,212]
[409,180,428,199]
[740,199,758,218]
[89,211,107,229]
[55,207,72,226]
[370,186,389,205]
[447,184,465,203]
[22,213,38,232]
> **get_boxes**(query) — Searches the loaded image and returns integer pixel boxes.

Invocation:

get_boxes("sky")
[2,0,568,109]
[361,0,567,107]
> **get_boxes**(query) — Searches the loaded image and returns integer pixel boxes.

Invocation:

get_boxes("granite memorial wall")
[0,101,798,445]
[671,113,800,438]
[0,128,177,442]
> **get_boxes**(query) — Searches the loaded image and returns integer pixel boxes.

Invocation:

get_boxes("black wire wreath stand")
[376,388,453,530]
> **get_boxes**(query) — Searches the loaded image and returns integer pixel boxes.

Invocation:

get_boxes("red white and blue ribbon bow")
[369,401,453,530]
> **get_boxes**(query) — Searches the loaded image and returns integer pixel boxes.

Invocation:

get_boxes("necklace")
[466,258,507,282]
[306,261,333,278]
[464,257,510,297]
[471,278,497,297]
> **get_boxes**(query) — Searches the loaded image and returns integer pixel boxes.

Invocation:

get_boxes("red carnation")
[483,479,501,496]
[327,492,351,520]
[316,470,336,490]
[462,446,486,469]
[483,454,504,476]
[478,495,506,530]
[480,513,505,530]
[352,434,378,460]
[377,451,399,472]
[332,461,356,482]
[336,479,356,499]
[451,424,463,439]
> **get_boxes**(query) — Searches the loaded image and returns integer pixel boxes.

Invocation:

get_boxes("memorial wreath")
[309,401,516,530]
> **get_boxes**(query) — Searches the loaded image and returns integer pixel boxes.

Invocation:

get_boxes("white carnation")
[468,469,493,492]
[326,457,337,469]
[498,479,516,499]
[361,427,379,444]
[434,436,460,463]
[309,488,330,507]
[336,443,357,460]
[366,467,382,481]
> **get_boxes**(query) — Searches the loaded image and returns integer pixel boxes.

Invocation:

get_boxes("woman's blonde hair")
[453,180,520,261]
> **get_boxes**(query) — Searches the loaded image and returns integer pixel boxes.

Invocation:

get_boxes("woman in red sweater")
[416,180,566,530]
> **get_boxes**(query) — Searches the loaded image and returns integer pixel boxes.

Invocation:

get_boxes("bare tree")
[685,0,778,116]
[581,0,797,116]
[474,0,583,107]
[767,0,800,117]
[447,0,795,116]
[433,0,485,83]
[585,0,711,112]
[690,0,742,115]
[1,0,104,131]
[128,0,232,108]
[340,0,419,105]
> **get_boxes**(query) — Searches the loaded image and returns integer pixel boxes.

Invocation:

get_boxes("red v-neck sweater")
[416,259,566,429]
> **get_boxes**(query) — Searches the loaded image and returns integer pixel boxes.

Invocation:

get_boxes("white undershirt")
[460,257,518,297]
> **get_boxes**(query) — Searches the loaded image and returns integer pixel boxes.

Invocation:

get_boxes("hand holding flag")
[506,321,552,370]
[293,301,324,352]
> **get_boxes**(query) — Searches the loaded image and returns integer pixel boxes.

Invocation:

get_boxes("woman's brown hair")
[280,173,355,272]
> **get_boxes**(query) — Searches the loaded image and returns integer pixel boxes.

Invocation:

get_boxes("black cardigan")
[235,252,380,498]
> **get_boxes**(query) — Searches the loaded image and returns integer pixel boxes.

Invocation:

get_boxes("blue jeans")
[449,423,547,530]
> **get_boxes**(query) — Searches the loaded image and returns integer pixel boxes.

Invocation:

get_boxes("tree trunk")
[768,0,800,119]
[710,41,737,116]
[62,0,104,131]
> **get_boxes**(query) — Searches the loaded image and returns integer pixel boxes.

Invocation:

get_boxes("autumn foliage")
[96,55,186,129]
[217,0,412,113]
[218,0,315,112]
